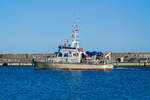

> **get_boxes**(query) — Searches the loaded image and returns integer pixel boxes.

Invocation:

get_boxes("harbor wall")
[0,53,150,66]
[0,53,54,60]
[0,53,54,66]
[111,53,150,63]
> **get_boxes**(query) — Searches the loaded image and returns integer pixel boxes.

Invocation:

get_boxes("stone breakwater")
[111,52,150,63]
[0,53,150,66]
[0,53,54,66]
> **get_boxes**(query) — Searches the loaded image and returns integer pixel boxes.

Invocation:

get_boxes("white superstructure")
[52,23,85,63]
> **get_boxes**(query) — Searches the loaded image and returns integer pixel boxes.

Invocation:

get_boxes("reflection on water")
[0,66,150,100]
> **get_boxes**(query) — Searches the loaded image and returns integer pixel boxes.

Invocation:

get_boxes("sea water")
[0,66,150,100]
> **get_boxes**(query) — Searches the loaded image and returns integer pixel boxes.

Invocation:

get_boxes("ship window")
[64,53,68,57]
[58,53,62,57]
[73,53,76,56]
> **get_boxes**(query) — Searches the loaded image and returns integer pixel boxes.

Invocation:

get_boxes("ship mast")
[71,21,79,48]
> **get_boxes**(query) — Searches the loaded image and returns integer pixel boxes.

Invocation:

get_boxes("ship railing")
[38,58,111,65]
[36,57,113,65]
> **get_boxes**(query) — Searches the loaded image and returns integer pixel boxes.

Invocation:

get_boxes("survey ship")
[34,23,113,70]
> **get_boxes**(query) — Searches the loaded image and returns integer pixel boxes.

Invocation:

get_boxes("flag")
[72,33,75,38]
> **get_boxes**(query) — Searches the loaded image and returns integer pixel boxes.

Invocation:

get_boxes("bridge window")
[58,53,62,57]
[73,53,76,56]
[64,53,68,57]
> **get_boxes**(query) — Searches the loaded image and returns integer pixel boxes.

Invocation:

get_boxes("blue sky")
[0,0,150,54]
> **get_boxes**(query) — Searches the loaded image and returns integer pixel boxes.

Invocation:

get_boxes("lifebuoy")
[69,51,72,54]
